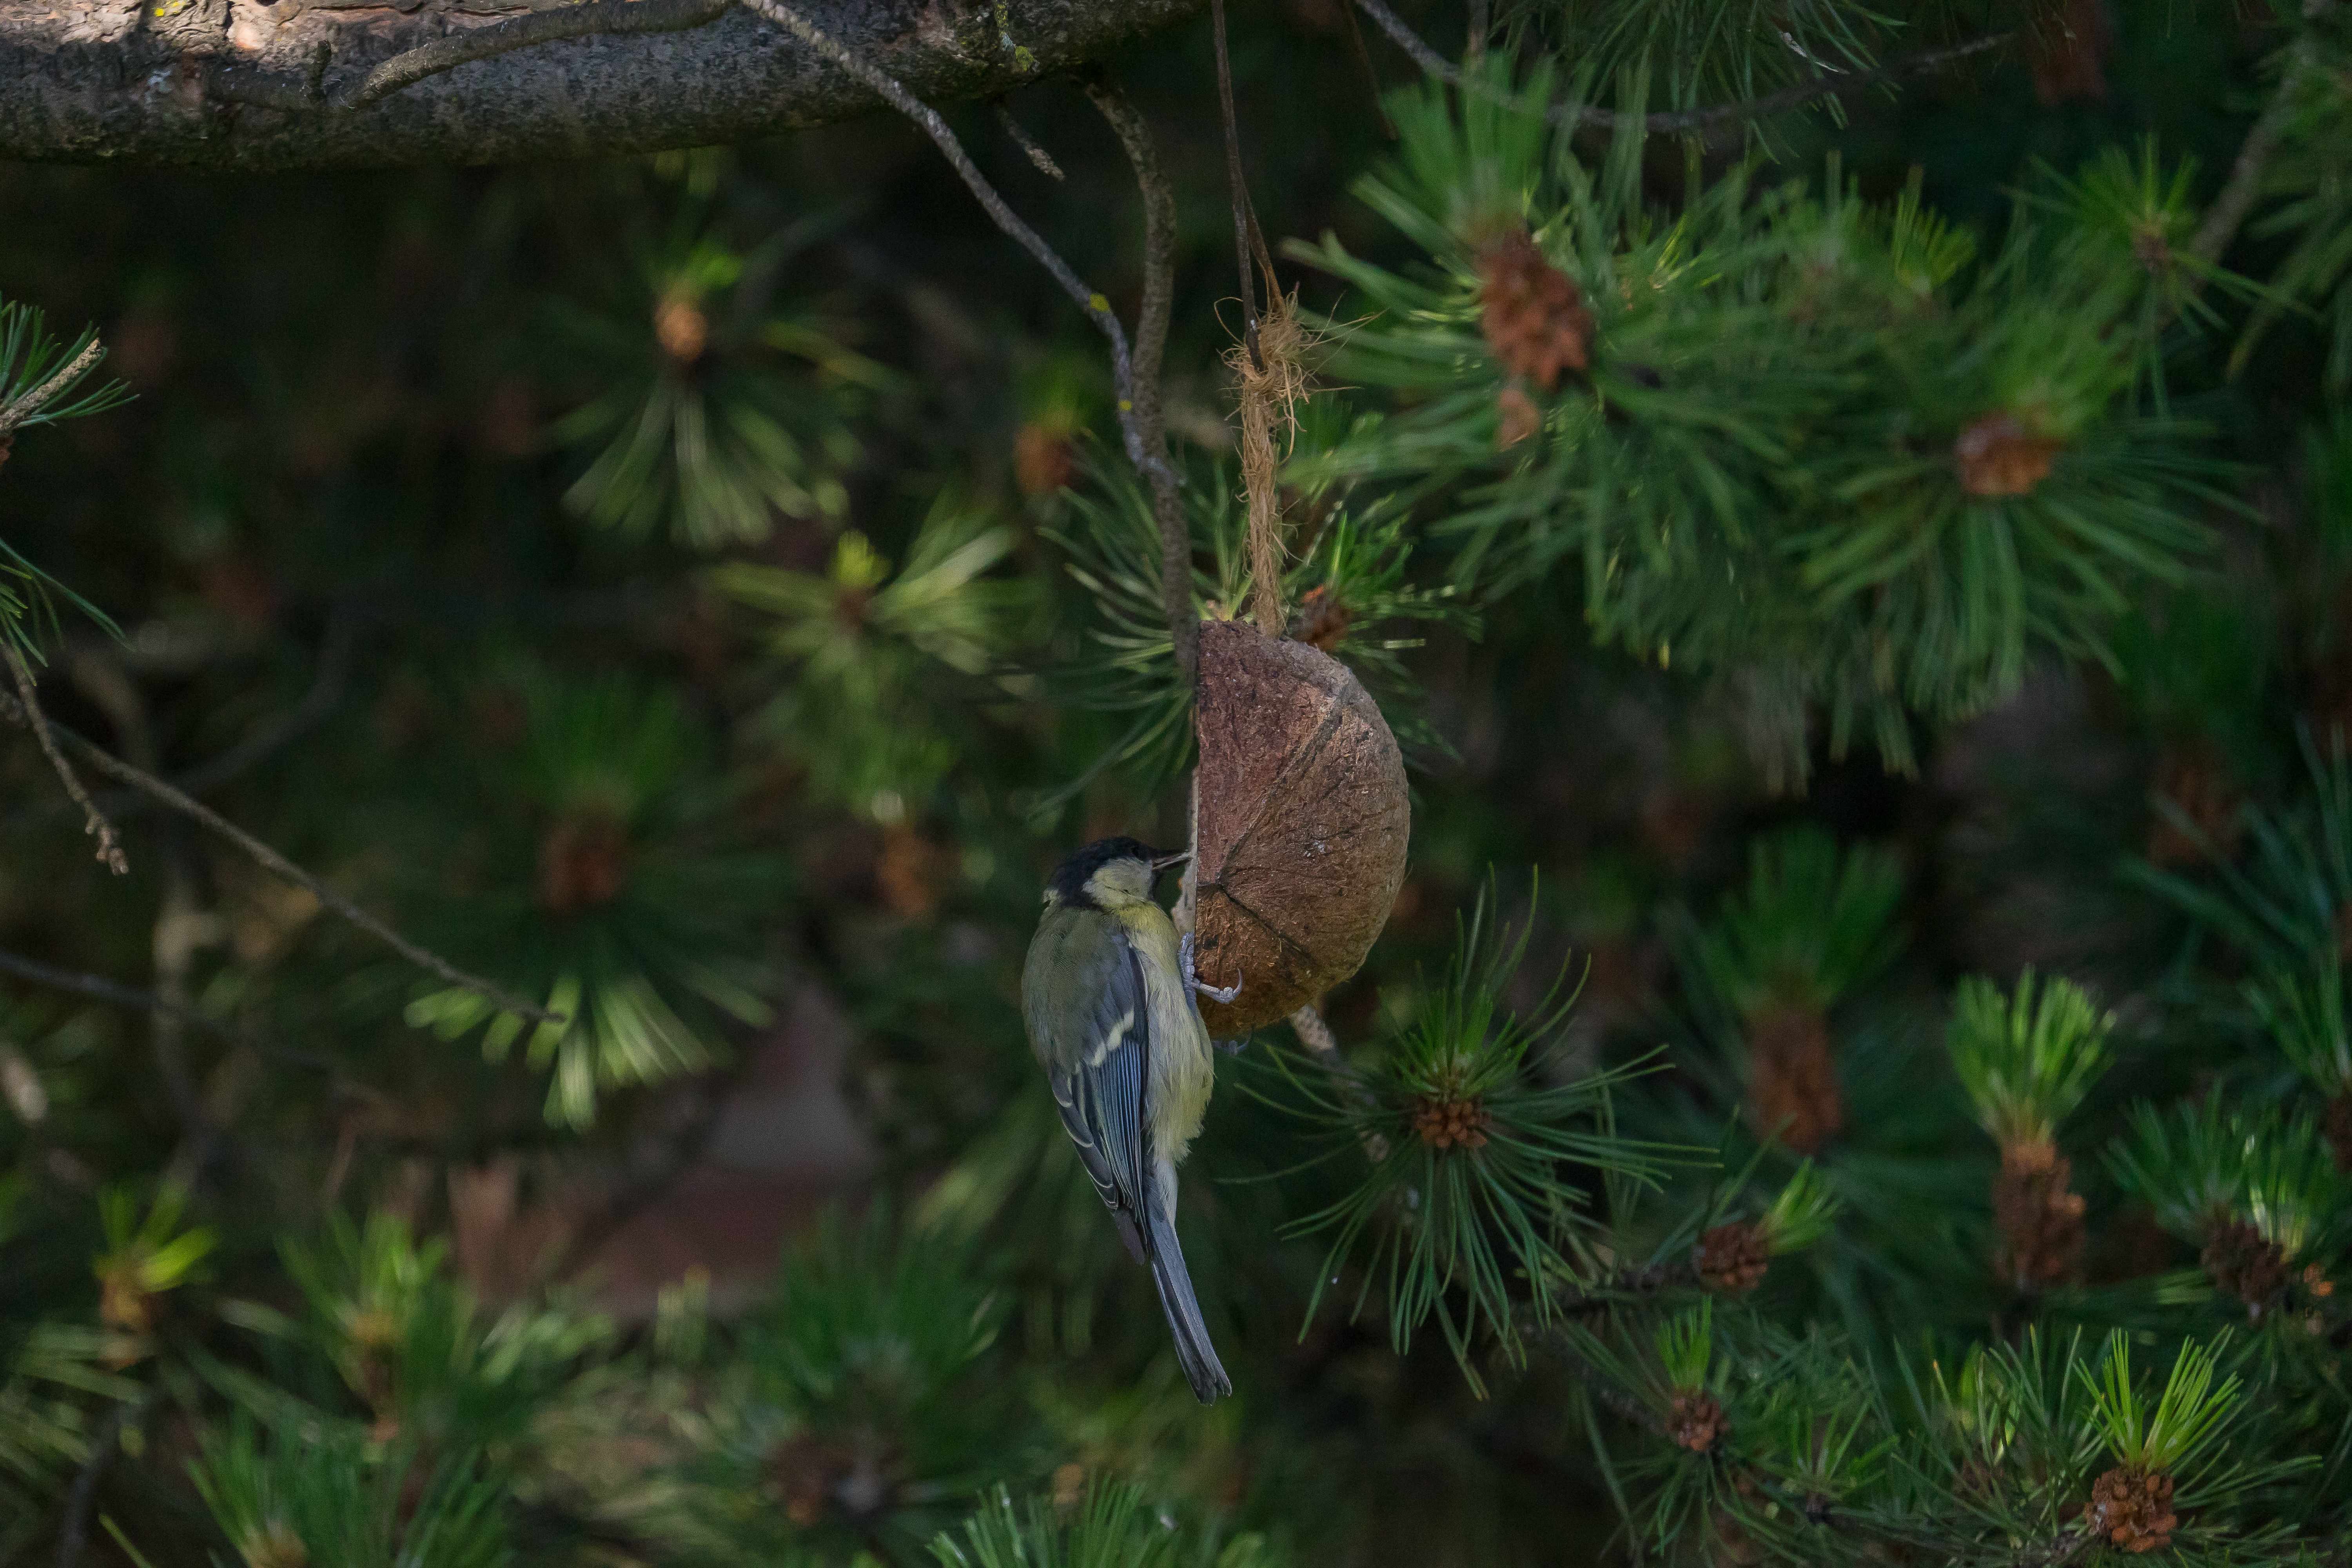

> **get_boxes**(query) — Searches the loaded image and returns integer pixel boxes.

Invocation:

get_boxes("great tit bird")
[1022,837,1242,1404]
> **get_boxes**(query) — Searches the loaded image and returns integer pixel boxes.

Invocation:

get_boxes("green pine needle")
[1262,878,1691,1390]
[1945,969,2115,1152]
[2080,1331,2241,1477]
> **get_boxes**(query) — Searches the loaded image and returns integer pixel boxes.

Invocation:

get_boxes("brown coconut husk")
[1189,619,1410,1036]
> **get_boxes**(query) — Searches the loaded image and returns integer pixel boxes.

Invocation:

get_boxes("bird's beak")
[1151,850,1193,872]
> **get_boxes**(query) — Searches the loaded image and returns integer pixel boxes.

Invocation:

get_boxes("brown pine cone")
[2084,1465,2177,1554]
[1410,1093,1491,1151]
[2201,1218,2291,1314]
[1745,1000,1842,1155]
[1696,1221,1771,1296]
[1476,230,1593,393]
[1993,1142,2087,1292]
[1667,1389,1725,1453]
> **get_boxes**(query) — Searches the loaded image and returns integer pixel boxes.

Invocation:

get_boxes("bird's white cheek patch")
[1089,1010,1136,1066]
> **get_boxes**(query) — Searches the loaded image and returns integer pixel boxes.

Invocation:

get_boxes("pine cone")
[1992,1142,2087,1292]
[1667,1389,1724,1453]
[1476,229,1593,393]
[1695,1221,1771,1296]
[2084,1465,2177,1554]
[1410,1092,1491,1151]
[2324,1092,2352,1174]
[2201,1218,2291,1313]
[1744,1000,1842,1155]
[1954,412,2063,498]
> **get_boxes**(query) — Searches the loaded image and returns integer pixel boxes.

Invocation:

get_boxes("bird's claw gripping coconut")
[1181,931,1244,1005]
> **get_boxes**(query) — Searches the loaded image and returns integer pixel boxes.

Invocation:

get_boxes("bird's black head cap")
[1049,836,1166,907]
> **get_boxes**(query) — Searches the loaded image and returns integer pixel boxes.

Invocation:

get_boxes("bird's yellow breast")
[1111,898,1216,1169]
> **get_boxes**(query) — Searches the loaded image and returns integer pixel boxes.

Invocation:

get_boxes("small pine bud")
[1954,412,2063,498]
[1993,1141,2087,1293]
[1695,1221,1771,1295]
[2084,1466,2177,1554]
[1476,230,1593,393]
[1494,386,1542,450]
[2201,1218,2292,1315]
[1014,422,1076,497]
[1666,1389,1725,1452]
[1745,1001,1843,1155]
[654,291,709,367]
[1410,1092,1491,1151]
[1287,585,1354,652]
[539,809,633,916]
[240,1521,310,1568]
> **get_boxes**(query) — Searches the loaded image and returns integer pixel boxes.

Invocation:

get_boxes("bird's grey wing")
[1042,935,1155,1261]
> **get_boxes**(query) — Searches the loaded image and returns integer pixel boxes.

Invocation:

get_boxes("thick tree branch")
[1353,0,2007,136]
[0,0,1201,171]
[348,0,731,109]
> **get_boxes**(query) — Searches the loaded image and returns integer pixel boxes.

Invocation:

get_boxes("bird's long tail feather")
[1145,1206,1231,1404]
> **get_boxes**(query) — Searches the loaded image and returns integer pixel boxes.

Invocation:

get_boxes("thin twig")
[0,338,104,437]
[2190,2,2333,266]
[345,0,732,108]
[1082,76,1200,681]
[14,610,358,832]
[2,643,125,873]
[0,698,557,1024]
[993,102,1065,180]
[0,945,377,1080]
[736,0,1167,490]
[1211,0,1265,373]
[1353,0,2008,135]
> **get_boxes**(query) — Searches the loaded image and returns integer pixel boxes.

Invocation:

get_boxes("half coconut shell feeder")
[1187,618,1410,1036]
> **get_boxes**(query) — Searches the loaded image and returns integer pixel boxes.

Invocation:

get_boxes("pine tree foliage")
[1298,63,2233,779]
[10,0,2352,1563]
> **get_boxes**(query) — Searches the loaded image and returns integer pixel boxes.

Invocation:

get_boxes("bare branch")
[0,946,221,1034]
[1083,76,1200,681]
[0,0,1201,172]
[2191,3,2334,267]
[0,697,558,1024]
[735,0,1170,491]
[994,102,1067,180]
[2,642,125,874]
[1352,0,2008,136]
[347,0,733,109]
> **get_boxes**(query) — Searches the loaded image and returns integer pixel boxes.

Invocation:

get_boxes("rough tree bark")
[0,0,1199,170]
